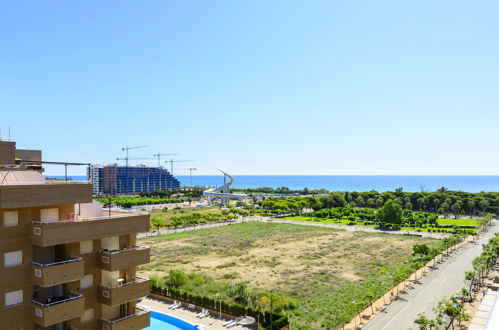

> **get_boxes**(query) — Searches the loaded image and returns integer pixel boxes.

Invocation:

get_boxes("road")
[265,218,450,239]
[364,221,499,330]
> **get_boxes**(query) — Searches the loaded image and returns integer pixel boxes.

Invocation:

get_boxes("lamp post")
[215,293,223,319]
[219,296,222,319]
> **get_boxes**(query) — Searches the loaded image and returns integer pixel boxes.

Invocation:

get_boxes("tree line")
[255,188,499,217]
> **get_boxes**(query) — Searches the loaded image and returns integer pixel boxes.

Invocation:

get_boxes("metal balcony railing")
[31,257,83,268]
[32,292,83,307]
[100,307,148,324]
[31,210,148,225]
[99,245,149,256]
[99,277,149,290]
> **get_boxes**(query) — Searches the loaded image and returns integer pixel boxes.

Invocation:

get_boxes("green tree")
[451,201,462,219]
[258,291,289,329]
[414,313,439,330]
[167,269,188,287]
[377,200,403,226]
[226,283,256,305]
[479,199,490,214]
[151,216,165,230]
[413,244,430,256]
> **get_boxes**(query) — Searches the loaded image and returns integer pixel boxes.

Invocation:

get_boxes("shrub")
[167,269,188,287]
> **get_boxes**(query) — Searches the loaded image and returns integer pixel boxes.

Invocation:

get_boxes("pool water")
[145,311,199,330]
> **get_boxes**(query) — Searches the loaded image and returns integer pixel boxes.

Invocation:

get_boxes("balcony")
[0,182,92,209]
[32,292,85,327]
[32,257,84,287]
[99,277,150,306]
[31,211,150,247]
[98,246,150,271]
[100,307,150,330]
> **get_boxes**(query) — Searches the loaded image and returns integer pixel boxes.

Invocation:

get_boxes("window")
[40,208,59,223]
[4,250,22,267]
[81,308,94,323]
[5,290,23,307]
[101,236,119,250]
[80,274,93,289]
[80,240,93,254]
[3,211,18,227]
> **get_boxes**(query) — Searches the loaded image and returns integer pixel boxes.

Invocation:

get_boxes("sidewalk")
[469,289,498,330]
[363,222,499,330]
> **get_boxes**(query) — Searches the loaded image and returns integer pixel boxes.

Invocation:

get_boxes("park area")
[138,222,444,328]
[148,206,238,229]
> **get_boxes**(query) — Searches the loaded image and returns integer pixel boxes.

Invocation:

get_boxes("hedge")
[151,284,288,329]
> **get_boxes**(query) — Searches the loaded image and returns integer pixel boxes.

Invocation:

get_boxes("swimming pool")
[145,311,200,330]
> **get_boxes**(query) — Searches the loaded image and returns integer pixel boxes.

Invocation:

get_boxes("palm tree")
[258,291,288,330]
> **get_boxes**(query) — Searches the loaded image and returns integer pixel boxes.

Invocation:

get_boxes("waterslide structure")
[203,170,247,205]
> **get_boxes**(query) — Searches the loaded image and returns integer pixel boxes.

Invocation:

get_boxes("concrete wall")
[15,149,41,162]
[0,141,15,165]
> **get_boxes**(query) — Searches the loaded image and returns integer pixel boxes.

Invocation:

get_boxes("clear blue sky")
[1,1,498,175]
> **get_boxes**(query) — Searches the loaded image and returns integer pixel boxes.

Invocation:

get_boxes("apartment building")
[98,164,180,195]
[87,165,104,195]
[0,140,151,330]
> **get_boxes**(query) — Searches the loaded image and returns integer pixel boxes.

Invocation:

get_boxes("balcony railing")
[0,180,90,186]
[32,210,148,224]
[98,246,150,271]
[31,257,84,287]
[32,292,83,308]
[100,276,149,290]
[99,277,150,306]
[100,307,150,330]
[100,245,149,256]
[32,292,85,327]
[32,256,83,268]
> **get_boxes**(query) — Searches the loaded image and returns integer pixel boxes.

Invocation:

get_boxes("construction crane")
[153,153,178,168]
[115,157,152,162]
[180,168,198,187]
[165,159,193,176]
[121,145,148,167]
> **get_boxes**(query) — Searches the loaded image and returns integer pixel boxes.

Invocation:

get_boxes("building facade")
[87,165,104,195]
[0,140,151,329]
[91,164,180,195]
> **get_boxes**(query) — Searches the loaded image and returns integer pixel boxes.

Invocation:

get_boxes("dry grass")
[139,222,440,328]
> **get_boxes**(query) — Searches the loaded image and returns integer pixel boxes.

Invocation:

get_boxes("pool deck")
[139,297,251,330]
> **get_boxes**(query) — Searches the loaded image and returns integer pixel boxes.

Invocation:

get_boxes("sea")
[47,175,499,193]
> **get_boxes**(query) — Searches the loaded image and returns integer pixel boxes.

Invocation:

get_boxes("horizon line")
[46,173,499,177]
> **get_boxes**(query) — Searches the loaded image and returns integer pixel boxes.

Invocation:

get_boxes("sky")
[1,1,498,176]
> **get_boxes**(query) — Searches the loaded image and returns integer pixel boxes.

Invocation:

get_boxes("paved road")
[265,218,450,239]
[364,221,499,330]
[137,219,243,238]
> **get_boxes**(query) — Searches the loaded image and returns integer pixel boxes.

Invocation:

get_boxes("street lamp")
[219,296,222,319]
[215,293,223,319]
